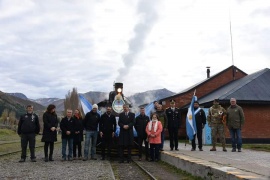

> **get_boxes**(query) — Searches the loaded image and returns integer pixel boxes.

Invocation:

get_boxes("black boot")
[49,155,54,161]
[45,157,49,162]
[19,158,25,163]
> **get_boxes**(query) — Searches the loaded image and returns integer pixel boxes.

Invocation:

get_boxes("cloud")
[0,0,269,99]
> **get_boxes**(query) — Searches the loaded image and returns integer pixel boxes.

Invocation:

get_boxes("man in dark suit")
[166,99,181,151]
[60,109,75,161]
[99,106,116,160]
[118,104,135,163]
[135,107,150,161]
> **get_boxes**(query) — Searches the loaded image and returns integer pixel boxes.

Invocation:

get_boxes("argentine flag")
[79,94,101,115]
[186,95,197,140]
[144,102,154,117]
[79,94,93,114]
[135,102,154,118]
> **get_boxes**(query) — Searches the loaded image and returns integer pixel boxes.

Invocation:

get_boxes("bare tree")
[9,111,17,130]
[63,87,81,116]
[1,109,9,124]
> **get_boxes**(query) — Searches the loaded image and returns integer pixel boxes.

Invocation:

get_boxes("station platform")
[161,141,270,180]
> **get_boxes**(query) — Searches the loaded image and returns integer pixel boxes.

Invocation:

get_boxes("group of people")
[17,97,244,163]
[207,98,245,152]
[185,98,245,153]
[17,104,84,162]
[134,99,182,162]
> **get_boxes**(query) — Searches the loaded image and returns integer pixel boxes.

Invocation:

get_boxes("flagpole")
[229,0,235,80]
[185,91,196,147]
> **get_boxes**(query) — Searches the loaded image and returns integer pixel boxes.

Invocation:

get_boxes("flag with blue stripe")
[79,94,92,114]
[186,95,197,140]
[144,102,154,117]
[135,102,154,118]
[79,94,101,115]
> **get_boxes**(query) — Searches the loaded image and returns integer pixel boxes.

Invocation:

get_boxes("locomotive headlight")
[117,88,122,93]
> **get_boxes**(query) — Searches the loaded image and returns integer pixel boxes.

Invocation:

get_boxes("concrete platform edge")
[160,151,269,180]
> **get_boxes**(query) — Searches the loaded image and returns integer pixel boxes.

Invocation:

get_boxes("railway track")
[132,160,158,180]
[110,159,157,180]
[0,142,61,157]
[0,141,20,145]
[109,156,197,180]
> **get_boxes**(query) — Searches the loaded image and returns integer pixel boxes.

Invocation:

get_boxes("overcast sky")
[0,0,269,99]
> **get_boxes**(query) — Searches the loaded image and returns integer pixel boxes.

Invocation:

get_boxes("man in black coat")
[191,101,206,151]
[99,106,116,160]
[118,104,135,163]
[135,107,150,161]
[60,109,75,161]
[18,105,40,162]
[166,99,181,151]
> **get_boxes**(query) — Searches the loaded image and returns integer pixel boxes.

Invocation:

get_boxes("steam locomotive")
[98,82,132,114]
[96,82,139,156]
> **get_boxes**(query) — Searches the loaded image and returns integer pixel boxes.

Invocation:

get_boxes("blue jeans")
[229,128,242,150]
[62,138,73,159]
[84,131,97,158]
[160,130,165,149]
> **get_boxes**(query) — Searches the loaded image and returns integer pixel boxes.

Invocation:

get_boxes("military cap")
[213,99,219,103]
[170,99,175,104]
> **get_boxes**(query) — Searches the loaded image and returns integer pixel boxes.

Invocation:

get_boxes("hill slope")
[0,91,45,118]
[127,88,176,106]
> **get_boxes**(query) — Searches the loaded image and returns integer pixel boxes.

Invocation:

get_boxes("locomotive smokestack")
[206,66,210,78]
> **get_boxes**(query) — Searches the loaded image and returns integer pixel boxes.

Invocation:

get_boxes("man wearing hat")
[166,99,181,151]
[83,104,100,161]
[207,99,227,152]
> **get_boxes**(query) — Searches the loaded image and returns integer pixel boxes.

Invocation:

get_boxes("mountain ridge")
[0,91,45,119]
[5,88,176,112]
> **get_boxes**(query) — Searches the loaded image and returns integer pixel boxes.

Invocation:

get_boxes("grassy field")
[242,144,270,152]
[0,129,19,141]
[0,129,60,155]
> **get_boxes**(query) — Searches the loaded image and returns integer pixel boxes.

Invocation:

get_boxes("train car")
[96,82,139,156]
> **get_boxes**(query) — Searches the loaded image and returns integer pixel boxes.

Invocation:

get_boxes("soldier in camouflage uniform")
[207,99,227,152]
[155,104,167,151]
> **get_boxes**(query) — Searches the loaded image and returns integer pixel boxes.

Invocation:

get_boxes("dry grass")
[0,129,19,141]
[0,129,52,155]
[242,144,270,152]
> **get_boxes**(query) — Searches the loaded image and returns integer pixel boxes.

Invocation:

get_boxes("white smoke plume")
[116,0,159,81]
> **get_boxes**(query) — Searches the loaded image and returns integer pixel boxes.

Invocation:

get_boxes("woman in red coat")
[146,113,163,162]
